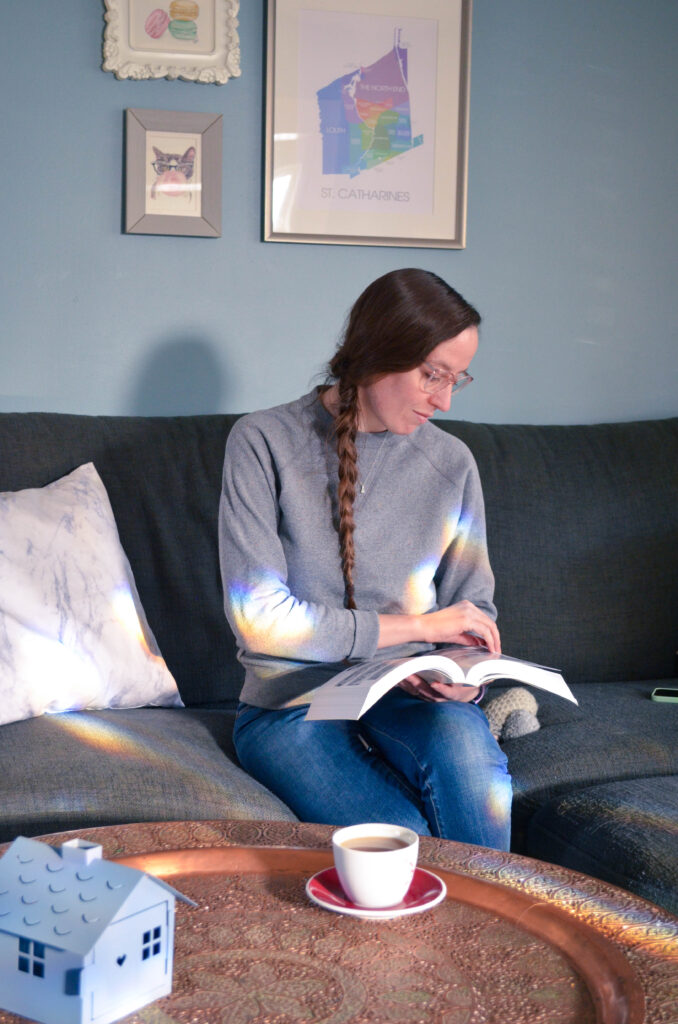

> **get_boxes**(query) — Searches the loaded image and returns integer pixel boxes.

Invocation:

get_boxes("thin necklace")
[357,440,388,494]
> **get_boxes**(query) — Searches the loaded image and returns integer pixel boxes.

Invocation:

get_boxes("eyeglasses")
[421,361,473,395]
[151,159,194,176]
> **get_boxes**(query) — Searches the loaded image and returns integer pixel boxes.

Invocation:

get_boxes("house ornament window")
[141,926,162,960]
[18,938,46,978]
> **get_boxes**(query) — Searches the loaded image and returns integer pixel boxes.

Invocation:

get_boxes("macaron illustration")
[169,0,199,17]
[168,1,199,42]
[168,18,198,42]
[144,8,170,39]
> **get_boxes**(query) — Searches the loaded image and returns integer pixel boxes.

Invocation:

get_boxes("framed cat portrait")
[103,0,240,84]
[125,108,222,236]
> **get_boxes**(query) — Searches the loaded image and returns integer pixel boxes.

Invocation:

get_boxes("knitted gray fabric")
[503,708,541,740]
[483,687,540,741]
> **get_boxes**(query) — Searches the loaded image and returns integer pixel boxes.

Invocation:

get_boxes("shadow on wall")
[127,336,225,416]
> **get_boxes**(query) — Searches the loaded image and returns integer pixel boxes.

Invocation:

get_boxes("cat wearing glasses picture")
[150,146,197,203]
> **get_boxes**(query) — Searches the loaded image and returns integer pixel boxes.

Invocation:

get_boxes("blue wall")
[1,1,676,423]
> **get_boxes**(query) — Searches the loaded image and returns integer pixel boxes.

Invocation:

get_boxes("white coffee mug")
[332,823,419,908]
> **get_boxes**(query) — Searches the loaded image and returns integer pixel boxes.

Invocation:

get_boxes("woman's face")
[356,326,479,434]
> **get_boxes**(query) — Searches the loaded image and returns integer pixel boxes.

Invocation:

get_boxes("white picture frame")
[264,0,473,248]
[103,0,241,84]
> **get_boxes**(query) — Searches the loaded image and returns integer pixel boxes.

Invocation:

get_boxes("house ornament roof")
[0,836,192,956]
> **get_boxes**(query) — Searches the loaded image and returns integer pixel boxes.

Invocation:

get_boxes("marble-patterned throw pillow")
[0,462,183,726]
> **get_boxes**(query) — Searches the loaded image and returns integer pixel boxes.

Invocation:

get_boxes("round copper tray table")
[1,820,676,1024]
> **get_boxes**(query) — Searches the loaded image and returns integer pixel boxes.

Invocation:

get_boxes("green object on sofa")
[0,412,676,914]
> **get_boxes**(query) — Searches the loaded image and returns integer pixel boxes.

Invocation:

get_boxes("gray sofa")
[1,412,676,914]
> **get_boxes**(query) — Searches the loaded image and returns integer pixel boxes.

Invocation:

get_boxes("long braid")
[334,381,360,609]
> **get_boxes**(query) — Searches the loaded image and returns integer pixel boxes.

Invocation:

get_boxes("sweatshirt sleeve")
[219,419,379,663]
[434,453,497,622]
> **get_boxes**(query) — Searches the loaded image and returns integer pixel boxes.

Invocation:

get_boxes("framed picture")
[264,0,473,248]
[103,0,241,84]
[125,108,222,236]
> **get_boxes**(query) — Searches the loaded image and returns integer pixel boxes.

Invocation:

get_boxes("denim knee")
[362,691,512,848]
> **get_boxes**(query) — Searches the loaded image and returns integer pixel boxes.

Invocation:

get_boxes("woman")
[219,269,512,849]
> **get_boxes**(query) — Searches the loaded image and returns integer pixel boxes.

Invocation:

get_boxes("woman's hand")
[378,600,501,654]
[398,673,481,703]
[419,601,501,653]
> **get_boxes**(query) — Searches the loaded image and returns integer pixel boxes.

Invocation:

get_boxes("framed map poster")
[264,0,473,248]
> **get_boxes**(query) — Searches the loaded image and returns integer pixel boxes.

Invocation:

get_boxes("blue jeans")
[233,688,512,850]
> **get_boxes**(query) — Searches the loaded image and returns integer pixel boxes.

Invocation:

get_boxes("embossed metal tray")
[113,845,644,1024]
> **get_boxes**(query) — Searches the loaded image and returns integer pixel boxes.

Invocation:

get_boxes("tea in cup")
[332,823,419,908]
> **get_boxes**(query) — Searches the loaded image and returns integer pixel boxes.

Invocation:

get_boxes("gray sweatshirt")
[219,389,496,708]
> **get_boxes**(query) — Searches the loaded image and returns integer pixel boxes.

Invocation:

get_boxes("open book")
[302,646,577,721]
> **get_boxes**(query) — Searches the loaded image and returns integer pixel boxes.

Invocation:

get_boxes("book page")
[434,647,576,702]
[304,646,576,721]
[304,652,459,720]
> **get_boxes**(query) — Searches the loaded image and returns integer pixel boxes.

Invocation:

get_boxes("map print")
[316,29,423,179]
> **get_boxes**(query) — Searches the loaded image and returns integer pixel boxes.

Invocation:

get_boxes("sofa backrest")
[1,413,676,705]
[437,417,678,684]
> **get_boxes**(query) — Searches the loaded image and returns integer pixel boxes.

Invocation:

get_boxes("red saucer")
[306,866,446,919]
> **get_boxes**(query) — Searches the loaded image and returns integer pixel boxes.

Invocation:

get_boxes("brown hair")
[325,269,481,609]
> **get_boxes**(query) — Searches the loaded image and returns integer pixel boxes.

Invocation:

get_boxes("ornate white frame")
[103,0,241,84]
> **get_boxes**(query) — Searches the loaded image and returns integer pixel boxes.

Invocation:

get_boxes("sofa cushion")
[438,418,678,684]
[0,708,297,842]
[525,776,678,915]
[0,462,182,726]
[0,412,241,707]
[493,680,678,848]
